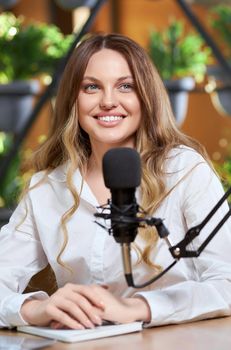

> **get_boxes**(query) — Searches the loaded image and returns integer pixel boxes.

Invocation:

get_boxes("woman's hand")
[21,283,151,329]
[89,286,151,324]
[21,283,105,329]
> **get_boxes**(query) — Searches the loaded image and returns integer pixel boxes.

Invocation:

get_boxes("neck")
[88,140,136,172]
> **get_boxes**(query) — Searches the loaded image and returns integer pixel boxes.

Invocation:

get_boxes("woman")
[0,33,231,329]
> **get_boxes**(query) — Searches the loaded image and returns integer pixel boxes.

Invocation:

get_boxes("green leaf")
[210,5,231,58]
[148,19,212,81]
[0,12,74,83]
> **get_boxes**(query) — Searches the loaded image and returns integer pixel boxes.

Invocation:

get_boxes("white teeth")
[98,116,123,122]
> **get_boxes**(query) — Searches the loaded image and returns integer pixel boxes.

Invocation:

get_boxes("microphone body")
[110,188,138,244]
[102,147,141,284]
[103,147,141,244]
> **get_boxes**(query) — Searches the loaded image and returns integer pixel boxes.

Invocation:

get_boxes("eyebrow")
[82,75,134,82]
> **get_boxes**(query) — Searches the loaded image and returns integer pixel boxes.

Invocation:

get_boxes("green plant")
[214,157,231,203]
[149,19,212,82]
[0,132,22,207]
[0,12,74,83]
[0,132,43,207]
[209,5,231,58]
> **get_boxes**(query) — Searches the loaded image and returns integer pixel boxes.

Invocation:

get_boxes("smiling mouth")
[94,115,126,122]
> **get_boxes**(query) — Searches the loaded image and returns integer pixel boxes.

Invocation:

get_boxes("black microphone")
[103,147,141,244]
[103,147,141,280]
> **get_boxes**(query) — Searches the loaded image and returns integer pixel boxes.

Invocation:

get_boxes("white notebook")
[17,322,143,343]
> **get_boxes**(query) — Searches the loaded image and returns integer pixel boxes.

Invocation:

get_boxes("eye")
[83,83,100,93]
[119,83,134,92]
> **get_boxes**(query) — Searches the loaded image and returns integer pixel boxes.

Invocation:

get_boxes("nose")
[99,89,118,109]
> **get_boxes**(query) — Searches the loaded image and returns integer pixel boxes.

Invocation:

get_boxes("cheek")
[77,96,88,115]
[78,115,91,136]
[122,95,141,114]
[77,94,98,115]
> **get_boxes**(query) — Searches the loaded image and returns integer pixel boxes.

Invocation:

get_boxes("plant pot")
[0,80,40,134]
[164,77,195,126]
[0,0,19,9]
[54,0,96,9]
[207,65,231,116]
[0,207,14,228]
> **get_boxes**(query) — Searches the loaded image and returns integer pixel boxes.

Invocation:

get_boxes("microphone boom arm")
[94,187,231,288]
[170,186,231,259]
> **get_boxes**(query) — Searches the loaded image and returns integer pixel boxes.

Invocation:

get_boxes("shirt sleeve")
[136,158,231,326]
[0,193,49,328]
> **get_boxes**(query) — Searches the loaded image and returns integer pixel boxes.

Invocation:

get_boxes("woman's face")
[77,48,142,150]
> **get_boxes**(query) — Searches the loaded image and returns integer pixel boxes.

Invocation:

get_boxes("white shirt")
[0,146,231,328]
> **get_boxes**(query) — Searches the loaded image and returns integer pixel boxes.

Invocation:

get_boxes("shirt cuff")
[1,291,48,328]
[134,290,175,327]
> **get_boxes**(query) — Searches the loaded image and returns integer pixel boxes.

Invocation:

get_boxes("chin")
[102,138,135,149]
[92,131,136,148]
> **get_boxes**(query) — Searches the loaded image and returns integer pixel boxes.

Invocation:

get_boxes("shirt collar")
[48,163,99,207]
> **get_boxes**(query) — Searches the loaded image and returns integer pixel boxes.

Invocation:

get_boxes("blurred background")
[0,0,231,218]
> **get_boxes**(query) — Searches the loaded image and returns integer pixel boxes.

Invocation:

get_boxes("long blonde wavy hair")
[28,33,209,270]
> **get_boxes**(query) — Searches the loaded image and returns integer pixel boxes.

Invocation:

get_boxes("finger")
[51,287,103,327]
[68,293,103,326]
[65,284,105,310]
[50,321,64,329]
[54,298,97,329]
[50,321,71,330]
[45,304,85,330]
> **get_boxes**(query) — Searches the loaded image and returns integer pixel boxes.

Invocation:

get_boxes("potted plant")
[0,12,73,223]
[149,19,211,125]
[206,5,231,116]
[0,12,73,132]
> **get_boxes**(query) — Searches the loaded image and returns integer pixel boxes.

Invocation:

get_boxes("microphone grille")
[103,148,141,189]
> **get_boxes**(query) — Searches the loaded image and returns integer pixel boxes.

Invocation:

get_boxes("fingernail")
[99,301,105,308]
[94,315,102,325]
[77,323,85,330]
[86,320,95,329]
